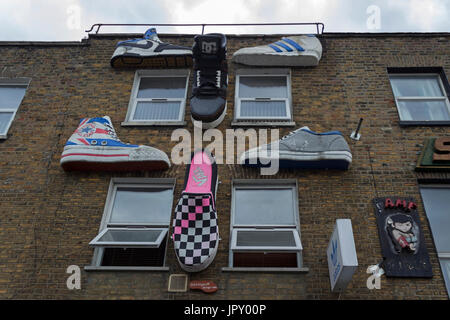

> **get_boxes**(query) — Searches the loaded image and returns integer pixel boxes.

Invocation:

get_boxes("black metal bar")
[85,22,325,35]
[354,118,363,136]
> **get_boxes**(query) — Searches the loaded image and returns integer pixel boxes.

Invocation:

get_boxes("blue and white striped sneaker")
[60,116,171,171]
[110,28,193,68]
[232,35,322,66]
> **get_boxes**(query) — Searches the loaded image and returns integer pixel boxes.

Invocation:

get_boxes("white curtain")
[133,101,181,121]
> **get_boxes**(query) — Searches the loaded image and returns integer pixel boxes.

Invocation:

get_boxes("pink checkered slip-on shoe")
[60,116,170,172]
[172,150,219,272]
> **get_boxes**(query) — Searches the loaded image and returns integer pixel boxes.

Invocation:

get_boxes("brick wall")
[0,32,449,299]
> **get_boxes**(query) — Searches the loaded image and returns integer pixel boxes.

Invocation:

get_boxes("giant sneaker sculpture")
[240,126,352,170]
[110,28,193,68]
[190,33,228,129]
[172,150,219,272]
[60,116,170,171]
[232,35,322,67]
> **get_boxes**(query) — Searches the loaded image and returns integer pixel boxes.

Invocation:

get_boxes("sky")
[0,0,448,41]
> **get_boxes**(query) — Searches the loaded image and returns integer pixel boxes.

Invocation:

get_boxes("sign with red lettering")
[373,197,432,278]
[416,137,450,171]
[190,280,218,293]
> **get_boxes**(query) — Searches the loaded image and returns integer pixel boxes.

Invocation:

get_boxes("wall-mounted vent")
[168,274,188,292]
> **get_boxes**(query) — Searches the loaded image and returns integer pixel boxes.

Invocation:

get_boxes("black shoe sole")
[111,54,193,68]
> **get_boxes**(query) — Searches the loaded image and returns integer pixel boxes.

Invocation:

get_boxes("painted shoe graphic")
[110,28,193,68]
[172,150,219,272]
[232,35,322,66]
[240,126,352,170]
[60,116,170,171]
[190,33,228,129]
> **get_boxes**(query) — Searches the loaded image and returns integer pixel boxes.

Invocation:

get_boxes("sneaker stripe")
[274,41,293,52]
[282,38,305,52]
[61,153,129,158]
[268,44,283,52]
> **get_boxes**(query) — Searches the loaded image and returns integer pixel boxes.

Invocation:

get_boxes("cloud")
[0,0,448,41]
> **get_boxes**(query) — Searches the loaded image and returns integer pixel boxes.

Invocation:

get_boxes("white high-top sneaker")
[232,35,322,67]
[60,116,171,171]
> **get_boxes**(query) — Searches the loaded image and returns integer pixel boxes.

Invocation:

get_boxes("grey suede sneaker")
[240,126,352,170]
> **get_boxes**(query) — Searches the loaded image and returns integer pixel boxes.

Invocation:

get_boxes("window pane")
[0,85,27,109]
[397,100,450,121]
[98,229,163,243]
[236,230,297,247]
[110,187,173,225]
[133,101,181,121]
[137,77,186,99]
[239,76,287,98]
[240,101,287,118]
[233,252,297,268]
[390,75,444,97]
[0,112,13,134]
[420,187,450,252]
[234,188,296,225]
[440,258,450,296]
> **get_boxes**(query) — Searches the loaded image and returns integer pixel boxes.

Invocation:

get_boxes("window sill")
[0,134,7,140]
[84,266,170,272]
[231,121,296,128]
[399,121,450,126]
[121,121,186,127]
[221,267,309,273]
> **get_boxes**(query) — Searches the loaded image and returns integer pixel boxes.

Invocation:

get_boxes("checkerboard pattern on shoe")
[172,193,218,267]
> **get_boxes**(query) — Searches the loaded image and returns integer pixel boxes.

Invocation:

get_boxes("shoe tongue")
[144,28,160,42]
[102,116,113,125]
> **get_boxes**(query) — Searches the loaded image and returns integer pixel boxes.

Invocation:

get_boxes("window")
[86,178,175,270]
[388,68,450,124]
[419,185,450,297]
[0,78,30,139]
[233,69,294,126]
[227,179,304,270]
[122,69,190,126]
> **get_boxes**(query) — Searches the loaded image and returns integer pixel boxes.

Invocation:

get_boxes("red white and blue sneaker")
[60,116,170,171]
[172,150,219,272]
[232,35,322,66]
[110,28,193,68]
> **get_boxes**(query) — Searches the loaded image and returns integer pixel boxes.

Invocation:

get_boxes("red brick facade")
[0,32,449,299]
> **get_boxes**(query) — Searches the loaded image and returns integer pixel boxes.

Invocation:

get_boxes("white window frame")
[231,228,302,252]
[89,227,168,248]
[225,179,305,271]
[233,68,294,125]
[388,73,450,123]
[419,184,450,298]
[122,69,190,126]
[86,178,176,271]
[0,78,31,139]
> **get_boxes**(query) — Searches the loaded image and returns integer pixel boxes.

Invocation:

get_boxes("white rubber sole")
[191,103,227,130]
[60,145,170,169]
[232,51,320,66]
[112,46,192,58]
[241,149,352,164]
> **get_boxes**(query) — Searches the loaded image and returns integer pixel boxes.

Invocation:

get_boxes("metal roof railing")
[85,22,325,35]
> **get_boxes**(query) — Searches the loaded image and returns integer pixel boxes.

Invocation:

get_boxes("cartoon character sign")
[373,197,432,278]
[386,213,419,254]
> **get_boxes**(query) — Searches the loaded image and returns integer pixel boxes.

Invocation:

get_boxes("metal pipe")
[85,22,325,34]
